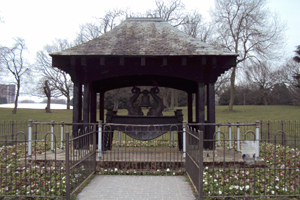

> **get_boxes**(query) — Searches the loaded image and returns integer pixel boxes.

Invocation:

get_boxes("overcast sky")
[0,0,299,102]
[1,0,299,64]
[0,0,214,63]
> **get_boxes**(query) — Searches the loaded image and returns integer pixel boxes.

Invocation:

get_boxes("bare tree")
[147,0,187,27]
[215,71,231,98]
[182,11,213,42]
[245,61,279,105]
[0,38,29,114]
[279,58,300,105]
[75,9,127,45]
[35,39,73,110]
[293,45,300,88]
[211,0,286,111]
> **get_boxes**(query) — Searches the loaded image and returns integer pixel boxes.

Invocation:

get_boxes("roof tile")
[53,18,236,56]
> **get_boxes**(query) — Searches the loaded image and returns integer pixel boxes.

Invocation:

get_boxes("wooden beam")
[182,57,187,66]
[120,57,124,66]
[163,57,167,66]
[141,57,145,66]
[212,56,217,66]
[81,57,87,66]
[71,56,76,66]
[100,57,105,66]
[201,57,206,66]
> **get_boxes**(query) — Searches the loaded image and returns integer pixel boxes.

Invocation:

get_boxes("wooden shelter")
[50,18,237,149]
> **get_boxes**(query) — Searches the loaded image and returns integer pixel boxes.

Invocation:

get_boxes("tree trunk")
[228,67,236,111]
[66,96,70,109]
[46,97,51,113]
[263,91,268,105]
[12,80,20,114]
[263,96,268,105]
[44,80,51,113]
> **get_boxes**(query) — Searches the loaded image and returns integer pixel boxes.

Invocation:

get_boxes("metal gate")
[65,124,97,199]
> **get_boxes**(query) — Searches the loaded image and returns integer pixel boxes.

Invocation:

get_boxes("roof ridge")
[126,17,165,22]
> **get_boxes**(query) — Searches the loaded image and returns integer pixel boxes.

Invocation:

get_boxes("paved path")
[77,175,196,200]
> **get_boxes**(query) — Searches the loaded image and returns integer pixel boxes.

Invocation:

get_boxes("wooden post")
[99,92,105,122]
[206,82,215,149]
[73,82,82,123]
[188,92,193,123]
[73,82,82,137]
[90,88,97,123]
[83,83,90,124]
[196,83,205,128]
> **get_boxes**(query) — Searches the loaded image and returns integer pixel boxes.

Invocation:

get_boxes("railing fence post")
[65,132,70,200]
[237,122,240,152]
[183,121,186,160]
[51,120,54,152]
[267,120,270,141]
[11,121,14,141]
[256,121,260,159]
[281,120,284,145]
[61,121,64,150]
[198,130,203,199]
[172,131,175,147]
[28,120,33,158]
[228,123,232,150]
[93,124,97,173]
[98,120,102,159]
[118,131,121,147]
[217,125,220,147]
[260,120,263,140]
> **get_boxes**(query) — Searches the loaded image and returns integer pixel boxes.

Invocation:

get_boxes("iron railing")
[98,123,185,173]
[0,122,97,199]
[186,123,300,199]
[0,121,299,199]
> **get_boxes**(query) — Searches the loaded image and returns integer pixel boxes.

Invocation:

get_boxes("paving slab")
[76,175,196,200]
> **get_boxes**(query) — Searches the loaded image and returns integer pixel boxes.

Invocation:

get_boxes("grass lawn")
[0,105,299,122]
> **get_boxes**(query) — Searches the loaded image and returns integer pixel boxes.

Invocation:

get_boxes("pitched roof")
[52,18,236,56]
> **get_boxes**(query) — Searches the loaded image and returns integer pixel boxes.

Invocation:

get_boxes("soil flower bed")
[0,141,85,198]
[0,140,299,198]
[203,142,300,197]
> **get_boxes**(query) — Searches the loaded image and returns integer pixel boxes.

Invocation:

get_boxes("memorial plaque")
[241,141,256,161]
